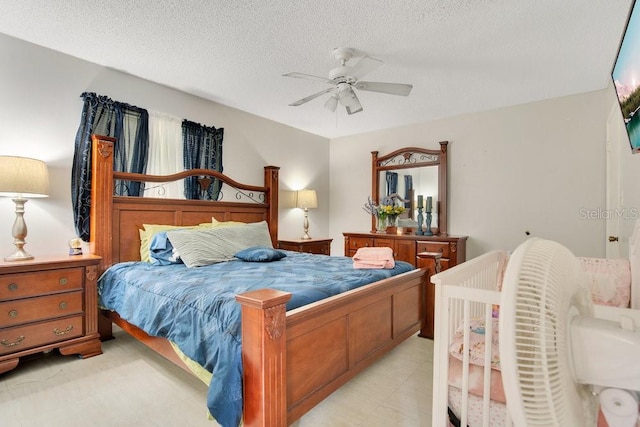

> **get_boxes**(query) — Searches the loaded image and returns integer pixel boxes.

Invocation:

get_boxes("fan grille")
[500,239,597,426]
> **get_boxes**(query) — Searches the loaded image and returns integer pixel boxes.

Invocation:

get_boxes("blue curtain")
[71,92,149,241]
[385,172,398,196]
[182,120,224,200]
[404,175,413,209]
[113,105,149,196]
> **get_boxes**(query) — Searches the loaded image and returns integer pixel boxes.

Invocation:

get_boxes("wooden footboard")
[237,267,426,426]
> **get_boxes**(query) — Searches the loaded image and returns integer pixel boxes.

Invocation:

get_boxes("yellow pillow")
[139,223,214,262]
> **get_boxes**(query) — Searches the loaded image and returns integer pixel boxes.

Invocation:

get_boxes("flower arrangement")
[363,195,407,219]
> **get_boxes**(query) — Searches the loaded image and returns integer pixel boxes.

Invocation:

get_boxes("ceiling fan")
[283,47,413,115]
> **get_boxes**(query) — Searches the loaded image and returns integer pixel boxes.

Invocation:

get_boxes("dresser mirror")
[371,141,448,235]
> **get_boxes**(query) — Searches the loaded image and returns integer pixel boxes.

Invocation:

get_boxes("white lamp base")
[301,207,312,240]
[4,198,34,262]
[5,247,34,262]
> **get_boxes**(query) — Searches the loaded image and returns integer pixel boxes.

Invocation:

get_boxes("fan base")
[333,47,354,64]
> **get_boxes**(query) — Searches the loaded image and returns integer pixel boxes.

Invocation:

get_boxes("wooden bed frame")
[89,134,428,426]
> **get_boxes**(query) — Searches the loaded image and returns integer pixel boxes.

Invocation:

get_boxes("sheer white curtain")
[145,112,184,198]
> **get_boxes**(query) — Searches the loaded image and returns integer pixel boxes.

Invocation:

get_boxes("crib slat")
[482,304,493,427]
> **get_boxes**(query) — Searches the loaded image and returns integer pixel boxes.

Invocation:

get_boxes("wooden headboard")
[89,134,279,273]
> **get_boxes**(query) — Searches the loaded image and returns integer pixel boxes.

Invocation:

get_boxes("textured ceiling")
[0,0,633,138]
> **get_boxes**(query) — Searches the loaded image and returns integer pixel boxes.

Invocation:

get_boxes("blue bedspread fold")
[97,251,413,427]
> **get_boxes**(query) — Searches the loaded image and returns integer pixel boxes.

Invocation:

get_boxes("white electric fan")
[499,238,640,427]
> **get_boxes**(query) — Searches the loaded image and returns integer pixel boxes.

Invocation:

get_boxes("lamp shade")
[0,156,49,198]
[295,189,317,209]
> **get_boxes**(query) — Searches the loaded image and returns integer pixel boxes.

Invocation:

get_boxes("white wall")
[0,34,329,258]
[0,32,615,261]
[330,90,610,259]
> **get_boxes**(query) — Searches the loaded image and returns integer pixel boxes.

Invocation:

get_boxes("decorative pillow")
[578,257,631,308]
[149,232,182,265]
[139,223,214,262]
[167,221,273,268]
[235,246,286,262]
[211,217,246,228]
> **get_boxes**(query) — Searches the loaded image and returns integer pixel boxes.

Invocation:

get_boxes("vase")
[376,215,387,233]
[388,215,398,227]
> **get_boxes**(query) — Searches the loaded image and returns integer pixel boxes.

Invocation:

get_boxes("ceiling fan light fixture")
[344,89,363,114]
[338,86,358,107]
[346,103,363,115]
[324,94,338,112]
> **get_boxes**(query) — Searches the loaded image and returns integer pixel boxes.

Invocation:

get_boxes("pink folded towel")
[352,246,395,269]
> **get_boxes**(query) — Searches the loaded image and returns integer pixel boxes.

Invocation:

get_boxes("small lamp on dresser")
[295,189,317,240]
[0,156,49,261]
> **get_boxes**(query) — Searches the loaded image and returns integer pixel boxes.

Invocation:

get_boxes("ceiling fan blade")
[282,72,334,85]
[354,81,413,96]
[288,87,336,106]
[350,56,383,79]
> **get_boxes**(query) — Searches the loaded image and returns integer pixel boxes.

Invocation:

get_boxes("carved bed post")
[90,135,116,273]
[264,166,280,247]
[236,289,292,427]
[89,135,116,340]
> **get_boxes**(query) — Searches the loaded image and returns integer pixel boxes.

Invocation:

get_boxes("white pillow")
[166,221,273,268]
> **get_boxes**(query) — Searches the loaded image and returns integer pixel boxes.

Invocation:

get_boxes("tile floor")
[0,328,433,426]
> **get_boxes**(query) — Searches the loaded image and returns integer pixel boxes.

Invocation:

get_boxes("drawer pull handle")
[58,277,68,286]
[59,301,68,310]
[1,336,25,347]
[8,283,17,291]
[53,325,74,336]
[8,310,18,318]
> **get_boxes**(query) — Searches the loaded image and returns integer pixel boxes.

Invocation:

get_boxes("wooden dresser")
[343,232,466,270]
[278,238,332,255]
[0,255,102,374]
[344,232,467,338]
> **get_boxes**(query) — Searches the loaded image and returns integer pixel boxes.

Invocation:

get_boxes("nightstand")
[0,254,102,374]
[278,238,333,255]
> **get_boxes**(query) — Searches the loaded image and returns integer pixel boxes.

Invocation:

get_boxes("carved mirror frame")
[371,141,448,235]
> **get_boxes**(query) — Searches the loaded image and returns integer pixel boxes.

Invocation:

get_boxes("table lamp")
[0,156,49,261]
[295,189,317,240]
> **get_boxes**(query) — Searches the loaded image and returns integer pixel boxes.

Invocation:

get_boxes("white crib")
[431,249,510,427]
[431,243,640,427]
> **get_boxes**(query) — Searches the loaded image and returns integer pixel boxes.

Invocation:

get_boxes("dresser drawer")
[416,241,450,258]
[347,237,374,251]
[0,291,83,327]
[0,315,84,356]
[299,242,330,255]
[0,268,83,301]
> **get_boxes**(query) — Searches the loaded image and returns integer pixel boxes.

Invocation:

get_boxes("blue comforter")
[97,251,413,426]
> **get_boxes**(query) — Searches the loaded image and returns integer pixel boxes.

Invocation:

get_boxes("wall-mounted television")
[612,0,640,153]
